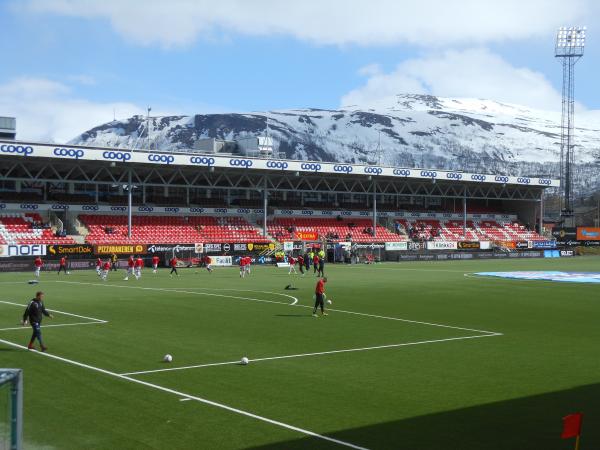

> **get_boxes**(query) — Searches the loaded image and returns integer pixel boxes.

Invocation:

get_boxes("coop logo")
[148,154,175,164]
[538,178,552,186]
[420,170,437,178]
[214,208,228,214]
[301,210,314,215]
[189,208,205,213]
[1,144,34,156]
[446,172,463,180]
[164,207,180,213]
[110,206,127,212]
[364,166,382,175]
[0,204,6,210]
[517,177,531,184]
[189,156,215,166]
[494,176,509,183]
[53,147,84,159]
[82,205,99,211]
[20,204,39,210]
[334,164,353,173]
[470,174,487,182]
[51,204,70,210]
[393,169,411,177]
[138,206,154,212]
[229,158,253,168]
[300,163,321,172]
[237,208,251,214]
[266,161,289,170]
[102,151,131,161]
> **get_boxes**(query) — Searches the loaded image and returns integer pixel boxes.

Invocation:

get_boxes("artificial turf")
[1,256,599,450]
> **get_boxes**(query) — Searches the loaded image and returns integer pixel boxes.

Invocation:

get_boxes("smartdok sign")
[577,227,600,241]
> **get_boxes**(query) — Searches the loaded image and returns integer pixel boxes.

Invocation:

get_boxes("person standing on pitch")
[22,291,53,351]
[57,256,68,275]
[34,256,43,278]
[318,254,325,277]
[124,255,135,281]
[297,254,305,276]
[288,254,297,275]
[111,253,119,272]
[313,277,328,317]
[169,256,179,277]
[101,259,111,281]
[313,253,319,275]
[151,254,160,273]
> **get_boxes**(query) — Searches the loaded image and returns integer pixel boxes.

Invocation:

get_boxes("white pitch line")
[120,333,502,376]
[0,336,369,450]
[0,300,107,323]
[53,281,500,335]
[0,321,107,332]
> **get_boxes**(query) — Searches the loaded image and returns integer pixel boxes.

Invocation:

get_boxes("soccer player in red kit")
[169,256,179,277]
[34,256,43,278]
[101,260,111,281]
[124,255,135,281]
[134,256,144,280]
[57,256,68,275]
[313,277,328,317]
[297,254,305,276]
[96,257,102,276]
[152,255,160,273]
[313,254,319,275]
[288,254,297,275]
[239,256,246,278]
[204,255,213,273]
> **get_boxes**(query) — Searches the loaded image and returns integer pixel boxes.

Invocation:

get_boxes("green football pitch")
[1,257,600,450]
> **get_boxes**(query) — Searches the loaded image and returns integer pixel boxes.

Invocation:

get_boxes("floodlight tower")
[555,26,585,224]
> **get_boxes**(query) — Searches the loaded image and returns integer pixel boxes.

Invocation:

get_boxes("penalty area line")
[0,337,369,450]
[0,300,107,323]
[120,333,503,376]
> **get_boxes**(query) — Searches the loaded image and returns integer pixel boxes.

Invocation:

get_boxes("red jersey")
[34,257,43,268]
[239,257,246,267]
[288,257,295,265]
[135,258,143,268]
[128,257,135,268]
[96,258,102,267]
[170,258,177,268]
[313,255,319,265]
[60,257,66,266]
[315,279,325,294]
[204,256,212,264]
[103,262,110,271]
[152,256,159,265]
[245,257,251,265]
[297,255,304,265]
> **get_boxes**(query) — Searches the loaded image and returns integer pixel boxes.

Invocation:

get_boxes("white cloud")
[21,0,594,48]
[341,48,565,110]
[0,77,145,142]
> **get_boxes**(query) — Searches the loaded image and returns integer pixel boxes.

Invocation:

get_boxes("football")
[327,299,332,304]
[163,354,173,363]
[241,357,249,365]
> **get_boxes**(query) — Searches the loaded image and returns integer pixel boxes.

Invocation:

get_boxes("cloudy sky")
[0,0,598,142]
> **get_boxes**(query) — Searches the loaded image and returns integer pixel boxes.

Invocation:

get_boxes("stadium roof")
[0,140,559,189]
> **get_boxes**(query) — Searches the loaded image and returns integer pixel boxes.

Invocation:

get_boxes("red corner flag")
[561,413,583,442]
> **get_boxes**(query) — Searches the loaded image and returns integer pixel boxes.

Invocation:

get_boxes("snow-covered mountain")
[70,94,600,193]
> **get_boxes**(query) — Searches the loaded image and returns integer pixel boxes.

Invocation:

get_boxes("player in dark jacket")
[22,291,53,351]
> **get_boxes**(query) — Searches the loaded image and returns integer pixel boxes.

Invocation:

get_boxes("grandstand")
[0,140,556,253]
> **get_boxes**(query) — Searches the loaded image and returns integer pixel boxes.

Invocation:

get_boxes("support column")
[462,191,467,238]
[263,178,268,238]
[186,188,190,206]
[373,182,377,238]
[95,184,99,203]
[539,192,544,236]
[127,170,133,239]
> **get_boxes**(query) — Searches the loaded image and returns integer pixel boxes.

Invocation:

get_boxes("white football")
[327,299,332,304]
[163,354,173,363]
[241,357,249,365]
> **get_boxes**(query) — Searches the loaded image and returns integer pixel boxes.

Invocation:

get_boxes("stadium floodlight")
[555,26,586,225]
[555,26,585,57]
